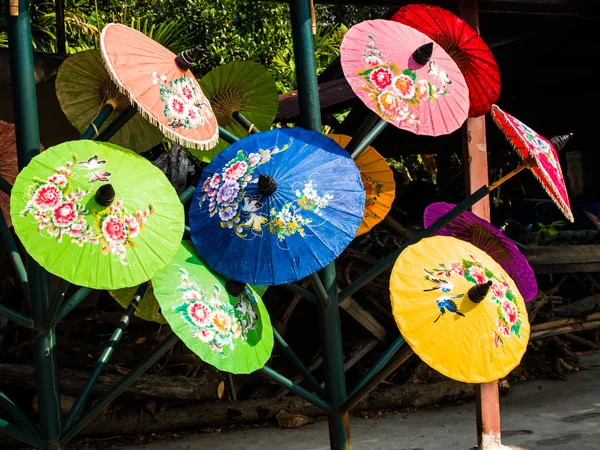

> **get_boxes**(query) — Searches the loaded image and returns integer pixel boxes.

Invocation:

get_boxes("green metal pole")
[42,279,70,330]
[338,186,491,302]
[55,287,93,323]
[0,392,40,437]
[273,329,327,398]
[7,1,62,447]
[64,283,148,428]
[0,418,47,450]
[341,345,413,413]
[179,185,194,205]
[282,282,317,304]
[344,112,381,155]
[95,106,137,142]
[218,126,239,144]
[0,174,12,195]
[61,333,180,445]
[80,103,115,140]
[350,119,389,160]
[0,303,34,329]
[290,0,350,446]
[0,211,28,298]
[259,366,330,412]
[232,111,259,134]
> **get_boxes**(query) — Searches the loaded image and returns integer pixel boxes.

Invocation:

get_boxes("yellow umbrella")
[326,134,395,236]
[390,235,529,383]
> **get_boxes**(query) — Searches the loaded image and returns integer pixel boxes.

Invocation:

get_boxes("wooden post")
[458,1,503,449]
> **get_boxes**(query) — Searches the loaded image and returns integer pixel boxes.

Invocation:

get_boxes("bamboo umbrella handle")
[9,0,18,16]
[488,157,535,192]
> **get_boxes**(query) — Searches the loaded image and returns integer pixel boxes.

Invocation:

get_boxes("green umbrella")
[198,61,279,162]
[109,283,268,324]
[153,241,273,374]
[10,140,184,290]
[56,50,164,153]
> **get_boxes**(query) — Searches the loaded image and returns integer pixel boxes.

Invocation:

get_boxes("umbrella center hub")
[95,183,116,206]
[99,79,130,112]
[258,174,277,196]
[212,89,243,126]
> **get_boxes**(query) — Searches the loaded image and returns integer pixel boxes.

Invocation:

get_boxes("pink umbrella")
[340,19,469,136]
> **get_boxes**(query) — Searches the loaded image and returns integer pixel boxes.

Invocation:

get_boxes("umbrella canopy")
[100,23,219,150]
[340,19,469,136]
[0,121,44,227]
[326,134,395,236]
[153,241,274,374]
[199,61,279,162]
[491,105,573,222]
[390,235,529,383]
[424,202,537,302]
[392,4,500,118]
[10,140,184,290]
[190,127,365,285]
[110,282,269,324]
[56,50,164,153]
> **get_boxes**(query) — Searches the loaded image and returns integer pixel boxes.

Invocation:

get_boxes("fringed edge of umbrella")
[491,106,574,223]
[99,25,220,152]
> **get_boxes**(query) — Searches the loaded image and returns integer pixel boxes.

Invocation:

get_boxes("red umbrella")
[491,105,573,222]
[392,3,501,118]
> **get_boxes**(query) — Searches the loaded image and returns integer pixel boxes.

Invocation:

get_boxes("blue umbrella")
[189,127,365,285]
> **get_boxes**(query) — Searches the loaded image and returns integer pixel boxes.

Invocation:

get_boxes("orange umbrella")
[100,23,219,151]
[0,121,44,227]
[327,134,395,236]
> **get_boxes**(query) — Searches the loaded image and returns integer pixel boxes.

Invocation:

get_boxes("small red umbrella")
[491,105,573,222]
[392,3,501,118]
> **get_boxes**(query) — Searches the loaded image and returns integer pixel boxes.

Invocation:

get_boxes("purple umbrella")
[423,202,538,302]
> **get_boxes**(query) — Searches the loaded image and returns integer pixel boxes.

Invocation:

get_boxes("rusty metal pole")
[459,0,503,449]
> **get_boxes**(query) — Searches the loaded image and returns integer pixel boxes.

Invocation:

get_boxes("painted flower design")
[188,302,211,327]
[296,180,333,213]
[377,90,401,116]
[217,180,240,206]
[52,202,78,227]
[224,161,249,181]
[198,141,291,238]
[94,200,154,265]
[429,257,524,349]
[173,268,259,358]
[32,184,62,211]
[501,300,518,325]
[392,74,416,99]
[156,73,211,130]
[469,266,487,284]
[369,67,393,90]
[357,35,449,126]
[168,96,187,118]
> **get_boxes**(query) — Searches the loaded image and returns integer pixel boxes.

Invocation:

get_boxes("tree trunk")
[0,364,224,401]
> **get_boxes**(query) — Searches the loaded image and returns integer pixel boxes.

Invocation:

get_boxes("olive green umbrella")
[198,61,279,162]
[153,241,273,373]
[56,50,163,153]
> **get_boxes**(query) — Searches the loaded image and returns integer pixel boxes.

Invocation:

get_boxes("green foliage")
[0,0,386,94]
[536,220,566,245]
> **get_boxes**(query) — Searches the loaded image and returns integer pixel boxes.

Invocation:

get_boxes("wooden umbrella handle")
[9,0,19,16]
[488,157,535,192]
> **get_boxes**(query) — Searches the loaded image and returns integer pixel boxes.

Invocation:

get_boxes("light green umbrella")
[153,241,273,374]
[109,283,268,324]
[198,61,279,162]
[10,140,184,290]
[56,50,164,153]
